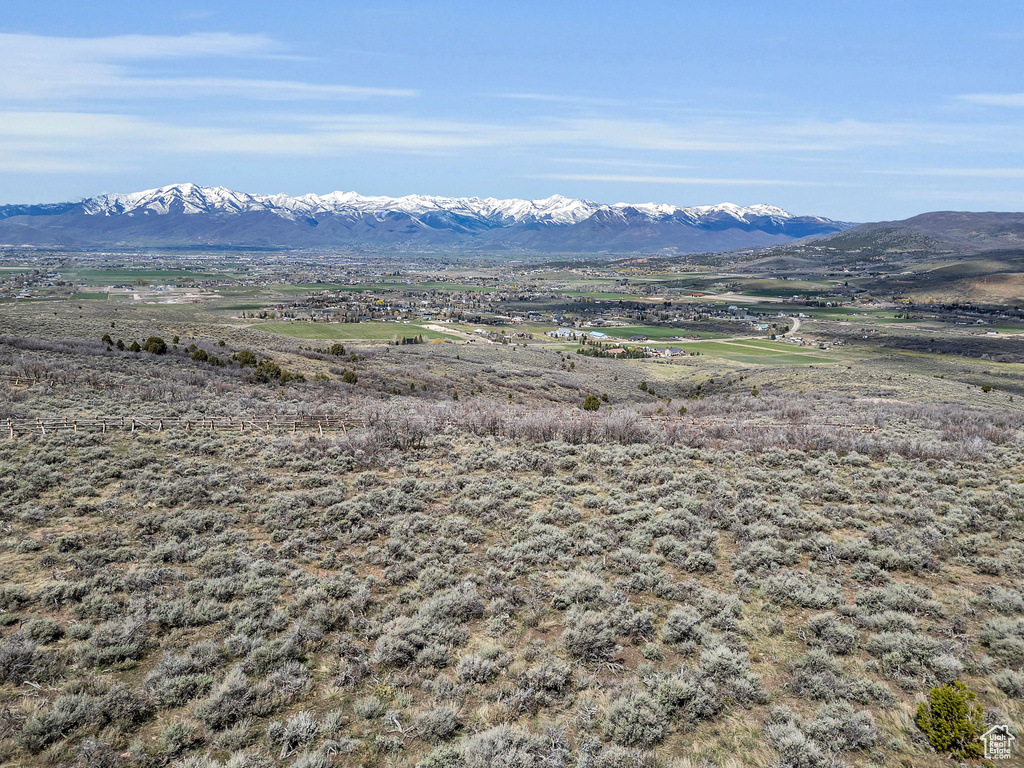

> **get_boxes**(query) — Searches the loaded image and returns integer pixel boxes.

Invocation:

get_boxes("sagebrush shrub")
[993,669,1024,698]
[661,606,704,646]
[456,653,498,684]
[807,612,858,655]
[459,724,562,767]
[0,633,64,683]
[803,702,877,751]
[602,690,668,748]
[562,611,617,662]
[17,693,94,753]
[653,672,721,722]
[158,719,204,757]
[416,705,461,743]
[193,666,258,730]
[266,710,319,757]
[21,617,63,643]
[761,571,842,609]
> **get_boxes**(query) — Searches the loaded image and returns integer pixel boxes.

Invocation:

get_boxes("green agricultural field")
[718,278,836,297]
[812,309,909,322]
[214,288,269,297]
[559,290,644,300]
[683,339,841,365]
[266,283,369,293]
[410,281,488,291]
[978,325,1024,334]
[252,320,458,340]
[597,325,734,340]
[60,268,230,285]
[217,303,271,311]
[265,281,480,294]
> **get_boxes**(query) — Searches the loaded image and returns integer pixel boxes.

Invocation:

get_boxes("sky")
[3,0,1024,220]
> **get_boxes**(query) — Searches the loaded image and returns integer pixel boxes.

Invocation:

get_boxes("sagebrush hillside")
[1,331,1024,768]
[1,287,1023,768]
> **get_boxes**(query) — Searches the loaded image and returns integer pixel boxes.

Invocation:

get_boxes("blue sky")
[3,0,1024,220]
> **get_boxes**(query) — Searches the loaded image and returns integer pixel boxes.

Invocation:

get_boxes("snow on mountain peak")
[80,184,802,227]
[6,183,852,251]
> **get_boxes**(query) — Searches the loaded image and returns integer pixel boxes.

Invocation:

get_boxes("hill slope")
[808,210,1024,256]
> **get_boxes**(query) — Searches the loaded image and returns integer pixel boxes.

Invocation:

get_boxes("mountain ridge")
[0,183,854,252]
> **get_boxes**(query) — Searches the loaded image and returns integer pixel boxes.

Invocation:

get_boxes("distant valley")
[7,184,1024,302]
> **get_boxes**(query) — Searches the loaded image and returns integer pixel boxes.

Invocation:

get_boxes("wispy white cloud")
[540,117,975,153]
[0,111,497,172]
[554,158,695,170]
[0,107,1014,176]
[897,189,1024,206]
[120,78,415,100]
[496,92,628,107]
[183,114,990,156]
[958,92,1024,107]
[546,118,785,152]
[530,172,819,186]
[0,32,415,101]
[870,167,1024,178]
[0,111,165,173]
[0,30,1000,171]
[0,111,157,134]
[0,157,113,174]
[492,93,777,119]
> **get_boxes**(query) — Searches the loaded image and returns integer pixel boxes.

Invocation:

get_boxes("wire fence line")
[0,373,52,386]
[4,416,358,437]
[3,414,878,439]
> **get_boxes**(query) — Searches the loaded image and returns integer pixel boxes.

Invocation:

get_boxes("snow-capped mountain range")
[83,183,793,226]
[0,183,854,252]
